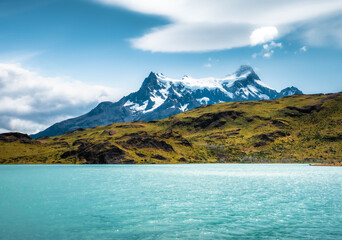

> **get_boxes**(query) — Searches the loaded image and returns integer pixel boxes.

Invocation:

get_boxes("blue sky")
[0,0,342,133]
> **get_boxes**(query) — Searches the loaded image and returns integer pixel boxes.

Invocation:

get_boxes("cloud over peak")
[250,27,278,46]
[96,0,342,52]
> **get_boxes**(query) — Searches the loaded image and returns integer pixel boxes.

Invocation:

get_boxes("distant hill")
[1,92,341,165]
[31,65,302,138]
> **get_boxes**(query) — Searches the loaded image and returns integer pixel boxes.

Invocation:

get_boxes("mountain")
[2,92,341,164]
[31,65,302,138]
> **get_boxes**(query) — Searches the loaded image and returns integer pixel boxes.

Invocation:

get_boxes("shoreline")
[1,162,341,166]
[309,163,342,166]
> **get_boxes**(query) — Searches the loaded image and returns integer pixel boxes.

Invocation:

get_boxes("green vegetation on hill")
[1,92,341,164]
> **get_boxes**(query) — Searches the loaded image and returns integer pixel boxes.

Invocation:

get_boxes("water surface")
[0,164,341,239]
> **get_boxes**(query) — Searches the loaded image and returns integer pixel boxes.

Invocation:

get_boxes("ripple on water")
[0,164,341,239]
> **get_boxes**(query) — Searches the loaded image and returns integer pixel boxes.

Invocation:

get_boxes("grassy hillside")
[1,92,341,164]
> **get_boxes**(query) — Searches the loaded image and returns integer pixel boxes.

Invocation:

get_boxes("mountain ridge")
[2,92,341,164]
[31,65,302,138]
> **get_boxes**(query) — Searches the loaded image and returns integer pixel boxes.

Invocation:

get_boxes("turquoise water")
[0,164,341,239]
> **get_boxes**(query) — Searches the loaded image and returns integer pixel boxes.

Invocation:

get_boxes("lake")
[0,164,341,239]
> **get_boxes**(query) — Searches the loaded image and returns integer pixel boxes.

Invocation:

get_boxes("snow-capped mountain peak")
[124,66,301,116]
[149,66,272,101]
[31,65,303,138]
[235,65,258,78]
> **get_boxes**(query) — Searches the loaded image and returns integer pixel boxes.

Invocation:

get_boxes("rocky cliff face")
[31,65,302,138]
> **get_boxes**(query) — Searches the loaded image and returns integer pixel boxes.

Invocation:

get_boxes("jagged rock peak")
[148,71,157,77]
[234,65,260,80]
[279,86,303,96]
[235,65,254,75]
[31,65,302,138]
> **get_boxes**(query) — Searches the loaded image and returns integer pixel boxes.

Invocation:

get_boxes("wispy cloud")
[0,51,43,63]
[300,46,308,52]
[130,23,253,52]
[203,57,213,68]
[96,0,342,52]
[0,63,127,134]
[300,15,342,48]
[252,41,282,58]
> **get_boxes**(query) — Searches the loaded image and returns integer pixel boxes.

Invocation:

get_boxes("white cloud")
[300,46,308,52]
[8,118,48,135]
[252,41,282,58]
[250,27,278,46]
[0,63,126,134]
[130,23,254,52]
[96,0,342,52]
[0,128,10,134]
[263,51,273,58]
[264,41,282,50]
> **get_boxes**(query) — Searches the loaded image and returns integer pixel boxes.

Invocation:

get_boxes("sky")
[0,0,342,134]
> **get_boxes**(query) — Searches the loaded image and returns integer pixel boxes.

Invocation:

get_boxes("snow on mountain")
[31,65,303,138]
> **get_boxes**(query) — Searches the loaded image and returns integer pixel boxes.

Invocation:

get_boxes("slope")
[1,92,341,164]
[31,65,302,138]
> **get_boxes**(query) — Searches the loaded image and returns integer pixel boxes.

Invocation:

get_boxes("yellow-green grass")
[1,92,341,164]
